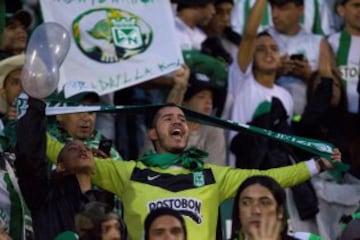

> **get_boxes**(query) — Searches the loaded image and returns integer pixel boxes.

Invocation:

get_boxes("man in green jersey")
[38,101,342,240]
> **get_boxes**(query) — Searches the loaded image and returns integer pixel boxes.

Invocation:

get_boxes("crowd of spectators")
[0,0,360,239]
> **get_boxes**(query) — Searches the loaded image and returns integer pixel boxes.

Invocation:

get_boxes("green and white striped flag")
[0,155,32,240]
[42,101,349,182]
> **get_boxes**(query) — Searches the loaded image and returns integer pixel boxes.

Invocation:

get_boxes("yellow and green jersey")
[46,134,311,240]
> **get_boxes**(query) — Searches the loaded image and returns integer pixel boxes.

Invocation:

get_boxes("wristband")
[315,157,327,173]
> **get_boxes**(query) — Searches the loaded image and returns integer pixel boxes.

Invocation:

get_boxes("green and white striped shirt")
[231,0,334,36]
[0,154,32,240]
[328,31,360,113]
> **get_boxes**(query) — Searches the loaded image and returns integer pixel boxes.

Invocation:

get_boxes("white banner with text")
[39,0,183,95]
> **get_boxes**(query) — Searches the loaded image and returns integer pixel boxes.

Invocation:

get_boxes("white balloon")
[22,22,70,99]
[22,55,59,99]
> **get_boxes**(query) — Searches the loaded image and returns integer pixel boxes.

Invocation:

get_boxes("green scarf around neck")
[138,147,208,171]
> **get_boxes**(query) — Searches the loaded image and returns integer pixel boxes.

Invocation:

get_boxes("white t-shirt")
[229,64,294,122]
[328,32,360,113]
[174,16,207,50]
[267,27,322,71]
[228,63,294,148]
[268,27,322,115]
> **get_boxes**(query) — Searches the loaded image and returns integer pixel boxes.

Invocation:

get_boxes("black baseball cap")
[56,80,100,106]
[183,71,226,115]
[5,10,32,29]
[184,72,218,102]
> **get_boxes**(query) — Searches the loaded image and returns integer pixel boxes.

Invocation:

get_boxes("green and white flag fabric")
[328,31,360,113]
[0,155,32,240]
[54,231,78,240]
[39,0,183,95]
[43,102,349,182]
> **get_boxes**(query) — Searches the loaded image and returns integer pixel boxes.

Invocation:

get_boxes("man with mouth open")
[31,96,341,240]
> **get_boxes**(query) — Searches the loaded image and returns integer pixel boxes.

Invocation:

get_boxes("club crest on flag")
[72,8,153,63]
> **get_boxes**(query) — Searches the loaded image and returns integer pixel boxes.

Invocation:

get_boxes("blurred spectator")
[229,0,323,234]
[201,0,240,64]
[338,210,360,240]
[144,208,187,240]
[326,0,344,32]
[329,0,360,115]
[75,201,126,240]
[174,0,215,50]
[48,80,122,160]
[230,175,296,240]
[0,54,34,240]
[267,0,333,116]
[290,58,358,238]
[0,151,33,240]
[45,103,341,239]
[328,0,360,178]
[0,3,31,60]
[292,70,348,162]
[228,0,293,165]
[231,0,273,35]
[231,0,335,36]
[0,54,25,151]
[15,96,103,240]
[48,80,123,215]
[181,73,226,165]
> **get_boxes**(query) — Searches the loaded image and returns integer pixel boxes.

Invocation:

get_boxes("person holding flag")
[20,98,342,239]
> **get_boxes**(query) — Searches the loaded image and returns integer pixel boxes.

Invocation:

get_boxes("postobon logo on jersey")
[148,197,203,224]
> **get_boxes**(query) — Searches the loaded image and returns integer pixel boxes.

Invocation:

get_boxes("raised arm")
[15,96,51,210]
[318,38,337,80]
[218,148,341,201]
[166,65,190,104]
[237,0,268,72]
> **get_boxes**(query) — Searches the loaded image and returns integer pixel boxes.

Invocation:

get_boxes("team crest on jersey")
[148,197,203,224]
[193,172,205,187]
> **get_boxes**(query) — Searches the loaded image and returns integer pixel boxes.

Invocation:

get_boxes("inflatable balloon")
[21,22,70,99]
